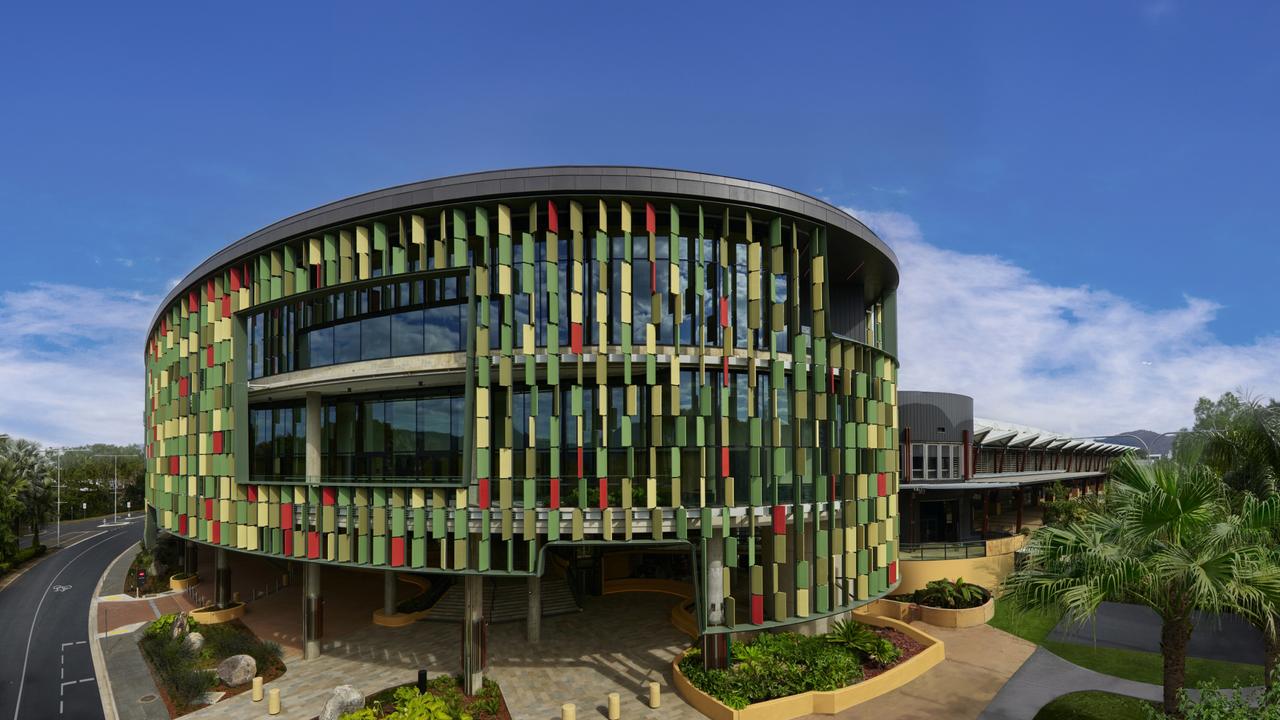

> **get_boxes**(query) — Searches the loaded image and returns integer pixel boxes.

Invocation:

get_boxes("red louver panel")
[889,561,898,584]
[283,531,293,556]
[221,295,231,318]
[750,594,765,624]
[570,322,583,354]
[645,202,656,234]
[212,431,223,454]
[204,498,214,520]
[477,479,490,508]
[549,478,560,509]
[230,267,242,291]
[206,345,214,368]
[772,505,786,533]
[169,456,180,474]
[212,521,221,544]
[877,473,887,496]
[721,446,730,477]
[246,484,257,503]
[547,200,559,233]
[391,537,405,567]
[598,479,608,509]
[321,487,336,506]
[307,532,320,559]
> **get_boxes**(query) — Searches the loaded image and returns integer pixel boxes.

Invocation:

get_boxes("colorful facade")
[143,167,901,670]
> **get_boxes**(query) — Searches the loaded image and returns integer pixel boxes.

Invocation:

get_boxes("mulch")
[862,627,927,680]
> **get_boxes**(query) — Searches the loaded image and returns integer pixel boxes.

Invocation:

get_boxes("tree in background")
[1004,454,1280,715]
[1198,397,1280,688]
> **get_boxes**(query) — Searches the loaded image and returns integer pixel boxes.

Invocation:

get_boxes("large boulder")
[319,685,365,720]
[182,632,204,654]
[216,654,256,687]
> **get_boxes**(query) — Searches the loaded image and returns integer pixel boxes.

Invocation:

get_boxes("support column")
[185,540,198,575]
[981,491,990,540]
[1015,487,1024,533]
[702,539,728,668]
[462,574,485,694]
[306,392,321,483]
[215,547,230,608]
[526,575,541,644]
[304,561,322,660]
[384,570,397,617]
[143,506,158,550]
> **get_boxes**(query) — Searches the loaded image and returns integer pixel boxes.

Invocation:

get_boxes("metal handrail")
[898,540,987,560]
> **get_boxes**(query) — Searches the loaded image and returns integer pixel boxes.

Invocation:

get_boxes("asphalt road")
[0,517,142,720]
[17,513,140,550]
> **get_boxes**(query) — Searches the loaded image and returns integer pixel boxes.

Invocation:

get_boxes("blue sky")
[2,1,1278,445]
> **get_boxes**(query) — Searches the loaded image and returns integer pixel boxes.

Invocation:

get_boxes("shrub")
[138,616,215,708]
[825,619,902,666]
[911,578,987,609]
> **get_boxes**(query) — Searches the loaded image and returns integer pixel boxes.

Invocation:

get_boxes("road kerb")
[90,540,139,720]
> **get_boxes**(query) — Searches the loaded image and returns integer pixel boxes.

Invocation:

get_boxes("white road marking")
[11,529,117,720]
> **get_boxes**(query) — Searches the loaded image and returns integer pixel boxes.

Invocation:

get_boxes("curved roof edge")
[150,166,898,333]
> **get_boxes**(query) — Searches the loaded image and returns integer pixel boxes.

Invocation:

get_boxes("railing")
[898,540,987,560]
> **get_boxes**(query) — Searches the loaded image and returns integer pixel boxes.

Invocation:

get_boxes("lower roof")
[901,470,1107,491]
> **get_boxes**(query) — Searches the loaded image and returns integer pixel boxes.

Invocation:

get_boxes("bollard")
[233,591,241,604]
[417,669,428,693]
[252,677,263,702]
[561,703,576,720]
[607,692,620,720]
[648,681,660,709]
[268,688,280,715]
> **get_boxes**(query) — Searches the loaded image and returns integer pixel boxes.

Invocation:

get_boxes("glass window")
[334,322,361,364]
[911,445,924,479]
[391,308,425,357]
[361,314,391,360]
[423,304,462,353]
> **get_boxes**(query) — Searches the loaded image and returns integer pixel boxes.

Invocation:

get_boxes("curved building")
[143,167,901,679]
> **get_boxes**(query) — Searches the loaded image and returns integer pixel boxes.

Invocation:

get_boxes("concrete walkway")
[980,648,1163,719]
[803,622,1038,720]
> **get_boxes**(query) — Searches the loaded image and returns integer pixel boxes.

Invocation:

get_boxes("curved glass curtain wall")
[247,275,466,379]
[247,351,894,505]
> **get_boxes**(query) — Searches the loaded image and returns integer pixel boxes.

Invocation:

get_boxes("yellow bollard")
[252,677,263,702]
[233,591,241,603]
[648,681,660,708]
[268,688,280,715]
[607,692,620,719]
[561,703,576,720]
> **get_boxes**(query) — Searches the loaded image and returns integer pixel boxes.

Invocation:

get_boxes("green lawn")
[1042,640,1264,688]
[1033,690,1157,720]
[989,602,1265,689]
[988,598,1063,644]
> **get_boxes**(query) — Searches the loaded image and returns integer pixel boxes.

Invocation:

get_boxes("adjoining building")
[142,167,902,685]
[894,390,1131,592]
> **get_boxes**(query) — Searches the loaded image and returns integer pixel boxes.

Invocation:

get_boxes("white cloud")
[846,209,1280,436]
[0,283,157,447]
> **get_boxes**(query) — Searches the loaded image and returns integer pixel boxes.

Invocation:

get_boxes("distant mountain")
[1100,430,1175,458]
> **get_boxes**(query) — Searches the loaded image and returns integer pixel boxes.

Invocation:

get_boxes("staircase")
[425,576,579,623]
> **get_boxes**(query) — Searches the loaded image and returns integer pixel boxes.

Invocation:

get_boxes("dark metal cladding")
[149,166,898,334]
[899,391,975,444]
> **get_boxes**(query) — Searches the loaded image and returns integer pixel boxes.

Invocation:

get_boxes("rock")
[182,632,204,654]
[319,685,365,720]
[216,654,256,687]
[171,613,189,639]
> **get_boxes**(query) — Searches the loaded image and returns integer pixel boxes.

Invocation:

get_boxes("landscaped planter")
[190,601,246,624]
[169,573,198,592]
[916,595,995,628]
[857,594,995,628]
[671,615,945,720]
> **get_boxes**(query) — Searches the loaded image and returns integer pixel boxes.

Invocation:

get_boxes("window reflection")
[247,274,466,379]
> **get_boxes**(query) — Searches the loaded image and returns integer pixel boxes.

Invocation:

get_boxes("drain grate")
[139,694,158,703]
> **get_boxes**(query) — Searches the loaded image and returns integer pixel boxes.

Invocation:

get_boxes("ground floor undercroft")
[159,541,705,719]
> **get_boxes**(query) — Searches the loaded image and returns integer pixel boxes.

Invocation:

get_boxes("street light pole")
[92,451,141,526]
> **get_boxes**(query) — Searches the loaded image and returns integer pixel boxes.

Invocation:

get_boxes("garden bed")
[329,677,511,720]
[673,615,944,720]
[137,615,285,717]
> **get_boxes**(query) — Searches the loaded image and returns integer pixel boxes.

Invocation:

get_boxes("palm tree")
[1003,454,1280,715]
[4,439,52,548]
[1200,400,1280,689]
